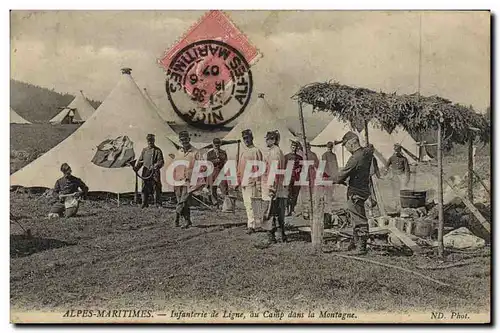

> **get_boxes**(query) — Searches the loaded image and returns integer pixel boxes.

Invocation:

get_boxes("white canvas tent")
[311,118,430,167]
[49,90,95,124]
[10,108,31,124]
[358,124,432,165]
[223,94,298,160]
[310,118,352,167]
[143,87,178,124]
[11,68,179,193]
[142,88,213,151]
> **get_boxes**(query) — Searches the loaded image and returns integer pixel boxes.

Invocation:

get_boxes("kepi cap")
[179,131,190,139]
[336,131,359,146]
[265,130,279,140]
[241,129,253,137]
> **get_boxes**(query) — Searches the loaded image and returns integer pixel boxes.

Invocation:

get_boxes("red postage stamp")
[159,10,261,69]
[159,11,261,128]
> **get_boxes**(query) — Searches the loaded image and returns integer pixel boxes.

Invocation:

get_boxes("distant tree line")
[10,79,102,123]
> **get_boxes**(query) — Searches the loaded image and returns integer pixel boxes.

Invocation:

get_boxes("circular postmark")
[165,39,253,129]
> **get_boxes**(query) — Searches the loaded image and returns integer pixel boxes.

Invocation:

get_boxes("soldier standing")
[172,131,201,228]
[321,141,339,222]
[334,131,374,255]
[284,140,303,216]
[237,129,263,234]
[134,134,164,208]
[261,130,288,245]
[386,143,411,187]
[206,138,228,207]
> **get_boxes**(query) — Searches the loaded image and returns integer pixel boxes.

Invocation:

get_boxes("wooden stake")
[117,193,120,207]
[472,169,491,196]
[341,146,345,167]
[467,135,474,203]
[437,119,444,258]
[364,120,370,145]
[236,140,241,168]
[134,174,138,205]
[297,102,320,249]
[444,179,490,233]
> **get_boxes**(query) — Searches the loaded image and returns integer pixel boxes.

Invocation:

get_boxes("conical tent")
[358,124,431,165]
[11,69,179,193]
[10,108,31,124]
[223,94,298,160]
[142,88,212,150]
[310,118,352,167]
[311,118,429,167]
[49,90,95,124]
[143,87,178,124]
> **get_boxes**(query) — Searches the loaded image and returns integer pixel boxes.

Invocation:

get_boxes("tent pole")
[467,135,474,203]
[297,102,320,249]
[117,193,120,207]
[437,118,444,258]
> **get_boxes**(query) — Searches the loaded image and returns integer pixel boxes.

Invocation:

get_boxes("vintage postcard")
[9,10,491,324]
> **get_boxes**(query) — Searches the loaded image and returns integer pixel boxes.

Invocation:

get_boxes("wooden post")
[236,140,241,168]
[437,118,444,258]
[341,146,345,167]
[364,120,370,145]
[467,135,474,203]
[297,102,320,249]
[134,174,138,205]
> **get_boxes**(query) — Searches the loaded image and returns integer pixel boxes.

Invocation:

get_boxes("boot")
[141,193,149,208]
[268,229,277,244]
[324,213,332,228]
[355,235,368,255]
[246,228,255,235]
[280,229,288,243]
[182,212,192,229]
[346,229,359,251]
[174,213,180,227]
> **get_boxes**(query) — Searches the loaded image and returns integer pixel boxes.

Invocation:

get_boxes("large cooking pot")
[400,190,427,208]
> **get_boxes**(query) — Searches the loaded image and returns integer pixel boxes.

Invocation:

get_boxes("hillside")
[10,80,101,123]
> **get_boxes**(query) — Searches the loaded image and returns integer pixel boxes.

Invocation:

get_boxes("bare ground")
[10,192,490,314]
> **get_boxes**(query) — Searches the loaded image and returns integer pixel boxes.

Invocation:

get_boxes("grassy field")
[10,191,490,316]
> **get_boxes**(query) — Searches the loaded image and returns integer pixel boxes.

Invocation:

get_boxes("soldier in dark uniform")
[49,163,89,218]
[386,143,411,187]
[134,134,165,208]
[206,138,228,206]
[334,131,375,255]
[284,140,302,216]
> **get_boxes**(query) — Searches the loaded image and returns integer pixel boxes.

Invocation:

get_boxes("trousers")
[210,180,228,205]
[50,201,79,218]
[241,185,262,229]
[174,186,191,220]
[142,178,162,206]
[347,194,369,235]
[262,197,286,232]
[287,184,301,213]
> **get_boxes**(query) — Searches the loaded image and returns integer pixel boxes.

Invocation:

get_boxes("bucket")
[413,219,434,238]
[400,190,427,208]
[222,196,236,213]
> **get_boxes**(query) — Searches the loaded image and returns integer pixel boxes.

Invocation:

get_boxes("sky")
[10,10,490,133]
